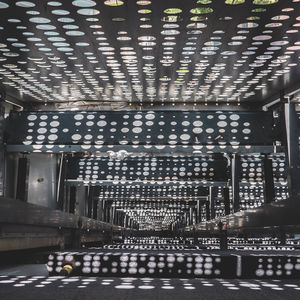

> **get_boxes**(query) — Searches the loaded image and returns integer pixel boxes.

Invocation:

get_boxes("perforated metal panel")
[0,1,300,107]
[5,110,275,152]
[67,155,228,182]
[97,184,208,199]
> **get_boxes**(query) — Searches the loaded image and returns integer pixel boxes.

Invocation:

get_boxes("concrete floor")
[0,265,300,300]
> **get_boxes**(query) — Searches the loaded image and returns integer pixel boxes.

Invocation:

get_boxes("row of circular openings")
[0,0,298,102]
[0,0,281,11]
[80,157,224,162]
[81,161,218,167]
[26,113,243,121]
[162,0,279,16]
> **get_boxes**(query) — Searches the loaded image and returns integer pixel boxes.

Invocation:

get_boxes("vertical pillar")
[231,154,241,213]
[105,202,110,222]
[263,154,275,204]
[16,157,30,202]
[114,210,118,225]
[69,186,76,214]
[98,199,104,221]
[118,211,122,226]
[92,199,98,219]
[110,207,115,224]
[64,185,70,212]
[223,187,231,215]
[121,213,125,227]
[87,186,94,218]
[183,213,187,227]
[56,154,67,210]
[284,103,300,198]
[0,105,4,197]
[205,201,210,221]
[196,200,200,223]
[189,207,193,226]
[209,186,218,220]
[129,218,132,229]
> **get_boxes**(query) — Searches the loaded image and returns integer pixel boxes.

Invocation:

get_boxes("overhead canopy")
[0,0,299,108]
[1,0,299,231]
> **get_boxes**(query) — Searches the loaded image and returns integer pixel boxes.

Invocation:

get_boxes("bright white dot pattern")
[0,1,299,106]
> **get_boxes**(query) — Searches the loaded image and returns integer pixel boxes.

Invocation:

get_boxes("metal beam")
[4,93,25,109]
[231,154,241,213]
[223,187,231,216]
[16,157,30,202]
[205,201,210,221]
[0,105,4,197]
[263,154,275,204]
[6,144,280,154]
[209,186,218,220]
[67,180,228,187]
[56,153,67,210]
[87,186,94,218]
[107,197,208,201]
[262,80,300,109]
[284,103,300,198]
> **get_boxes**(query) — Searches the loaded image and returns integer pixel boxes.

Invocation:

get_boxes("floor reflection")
[1,275,300,292]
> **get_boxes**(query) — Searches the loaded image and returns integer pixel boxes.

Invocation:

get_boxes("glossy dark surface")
[0,197,121,231]
[188,196,300,232]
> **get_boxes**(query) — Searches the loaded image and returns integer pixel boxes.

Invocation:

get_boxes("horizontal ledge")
[66,180,228,187]
[185,197,300,232]
[0,197,123,232]
[66,180,287,188]
[6,145,280,154]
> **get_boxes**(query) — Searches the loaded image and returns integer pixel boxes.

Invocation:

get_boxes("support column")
[56,153,67,210]
[105,202,110,223]
[114,210,118,226]
[92,199,97,219]
[110,207,115,224]
[263,154,275,204]
[0,105,4,197]
[209,186,218,220]
[87,186,95,218]
[16,157,30,202]
[205,201,210,221]
[189,207,193,226]
[284,103,300,198]
[231,154,241,213]
[184,213,188,227]
[196,200,201,223]
[98,199,104,221]
[223,187,231,215]
[69,186,76,214]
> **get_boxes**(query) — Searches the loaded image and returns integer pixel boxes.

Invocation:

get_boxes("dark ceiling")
[0,0,300,108]
[1,0,297,231]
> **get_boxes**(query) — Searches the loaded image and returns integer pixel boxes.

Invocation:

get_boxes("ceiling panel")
[0,0,300,108]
